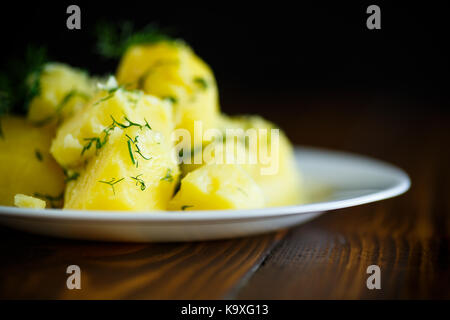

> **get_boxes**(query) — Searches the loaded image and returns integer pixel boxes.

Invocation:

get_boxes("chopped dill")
[126,134,152,168]
[33,192,64,208]
[34,90,90,126]
[193,77,208,90]
[181,205,193,211]
[64,171,80,183]
[163,96,178,104]
[160,168,174,182]
[127,139,136,166]
[98,177,125,195]
[93,85,123,106]
[35,149,43,162]
[130,174,146,191]
[95,21,175,59]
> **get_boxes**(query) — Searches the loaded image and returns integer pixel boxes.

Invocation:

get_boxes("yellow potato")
[0,116,65,207]
[116,41,220,148]
[64,126,179,211]
[51,82,174,168]
[27,63,95,125]
[14,194,46,209]
[179,114,303,207]
[169,164,264,210]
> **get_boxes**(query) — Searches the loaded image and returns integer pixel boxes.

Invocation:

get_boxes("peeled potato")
[64,125,179,211]
[169,163,264,210]
[116,41,220,148]
[27,63,95,125]
[0,116,65,207]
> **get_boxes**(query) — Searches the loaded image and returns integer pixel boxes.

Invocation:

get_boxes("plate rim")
[0,145,410,222]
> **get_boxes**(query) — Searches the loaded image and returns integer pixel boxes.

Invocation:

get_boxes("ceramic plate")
[0,146,410,242]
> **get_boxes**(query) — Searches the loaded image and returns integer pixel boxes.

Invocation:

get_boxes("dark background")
[0,2,448,116]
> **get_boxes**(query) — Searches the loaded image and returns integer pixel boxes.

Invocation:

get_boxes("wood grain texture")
[235,96,450,299]
[0,227,285,299]
[0,94,448,299]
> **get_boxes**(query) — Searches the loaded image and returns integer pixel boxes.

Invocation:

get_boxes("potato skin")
[0,116,65,207]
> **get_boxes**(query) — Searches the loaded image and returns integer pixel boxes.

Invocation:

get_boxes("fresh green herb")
[193,77,208,90]
[130,174,146,191]
[93,86,123,106]
[163,96,178,104]
[127,139,136,166]
[144,118,152,130]
[34,90,90,126]
[98,177,125,195]
[33,192,64,208]
[181,205,193,211]
[237,187,248,197]
[111,115,147,130]
[35,149,43,162]
[0,46,48,117]
[160,168,174,182]
[95,21,175,59]
[125,134,151,168]
[64,171,80,183]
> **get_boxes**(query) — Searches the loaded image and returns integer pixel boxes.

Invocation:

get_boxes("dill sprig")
[95,21,174,59]
[35,90,90,126]
[63,169,80,183]
[35,149,43,162]
[181,205,194,211]
[126,134,152,168]
[193,77,208,90]
[33,192,64,208]
[98,177,125,195]
[80,115,151,156]
[130,174,146,191]
[160,168,174,182]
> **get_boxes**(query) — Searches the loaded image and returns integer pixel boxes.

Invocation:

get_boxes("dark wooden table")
[0,93,449,299]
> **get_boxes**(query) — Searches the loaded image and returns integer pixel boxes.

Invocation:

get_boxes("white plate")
[0,146,410,242]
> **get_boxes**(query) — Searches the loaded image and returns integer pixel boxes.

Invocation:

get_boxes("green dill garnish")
[93,86,124,106]
[193,77,208,90]
[0,46,48,118]
[126,134,151,168]
[130,174,146,191]
[33,192,64,208]
[95,21,175,59]
[237,187,248,197]
[35,149,43,162]
[127,139,136,166]
[64,170,80,183]
[163,96,178,104]
[98,177,125,195]
[181,205,193,211]
[111,115,146,130]
[34,90,90,126]
[80,115,151,156]
[144,118,152,130]
[160,168,174,182]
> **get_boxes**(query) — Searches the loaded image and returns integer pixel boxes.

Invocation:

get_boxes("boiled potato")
[14,194,46,209]
[51,78,174,168]
[220,115,302,206]
[169,163,264,210]
[0,116,65,207]
[116,41,220,148]
[27,63,95,125]
[64,124,179,211]
[179,114,302,207]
